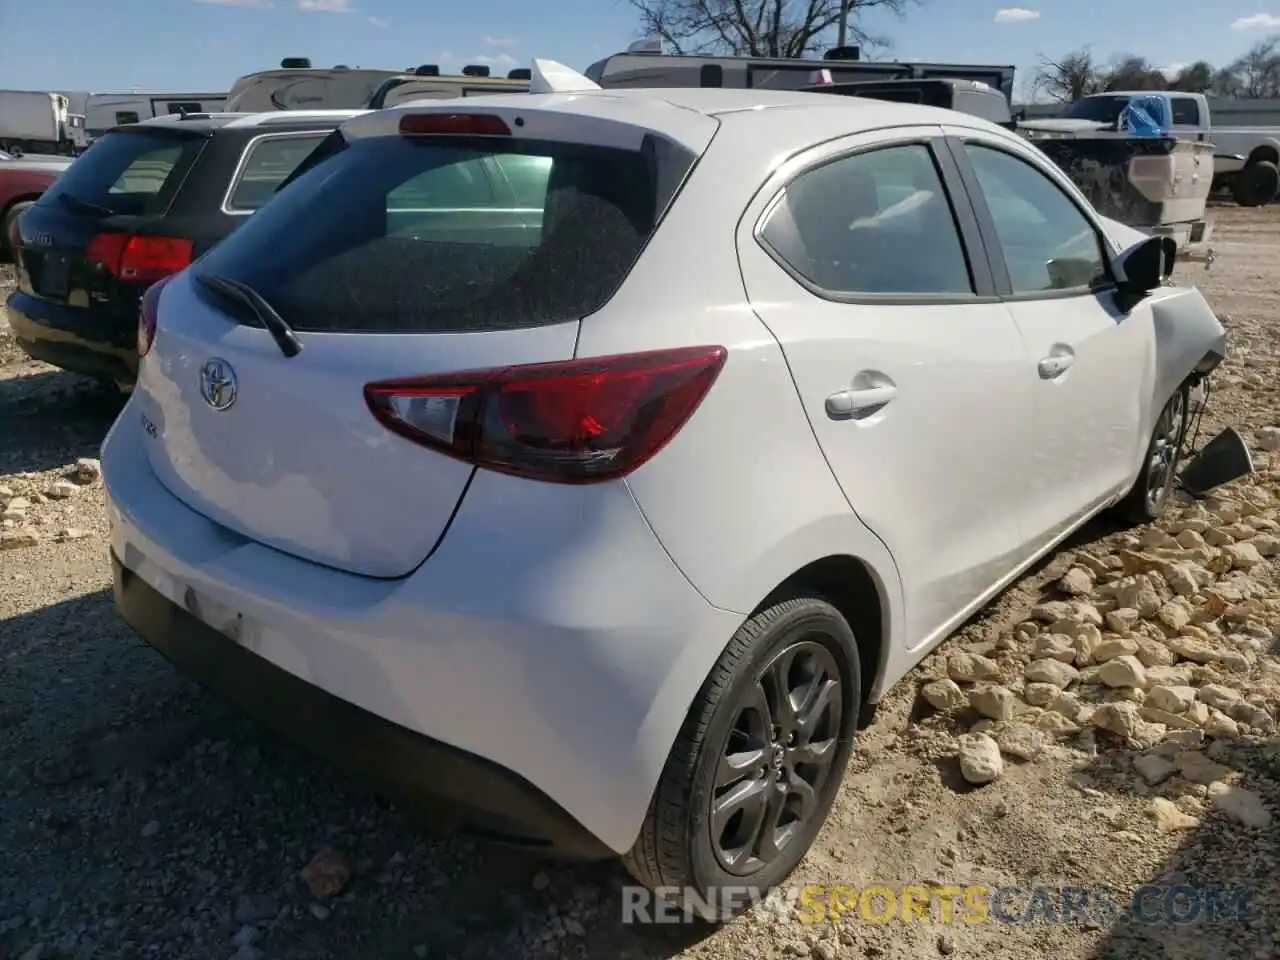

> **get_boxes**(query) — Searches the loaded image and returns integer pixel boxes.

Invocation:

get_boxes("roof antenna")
[529,59,601,95]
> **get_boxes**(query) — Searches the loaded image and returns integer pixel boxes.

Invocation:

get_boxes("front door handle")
[1038,353,1075,379]
[826,384,898,417]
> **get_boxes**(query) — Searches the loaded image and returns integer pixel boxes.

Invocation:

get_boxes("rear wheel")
[1,200,33,261]
[1114,384,1190,524]
[622,596,860,921]
[1232,160,1280,207]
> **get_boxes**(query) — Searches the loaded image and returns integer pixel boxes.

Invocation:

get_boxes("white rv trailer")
[226,58,529,111]
[85,92,228,138]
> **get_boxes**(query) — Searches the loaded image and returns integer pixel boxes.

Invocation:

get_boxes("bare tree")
[1221,38,1280,97]
[1031,48,1105,102]
[1168,61,1214,93]
[627,0,920,59]
[1100,54,1168,91]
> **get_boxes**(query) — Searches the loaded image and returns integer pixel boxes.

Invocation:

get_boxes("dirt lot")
[2,210,1279,960]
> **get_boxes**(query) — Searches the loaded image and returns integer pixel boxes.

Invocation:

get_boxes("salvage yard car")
[1,146,72,261]
[6,110,362,389]
[101,61,1230,916]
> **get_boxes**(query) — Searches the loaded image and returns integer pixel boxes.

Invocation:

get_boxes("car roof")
[343,86,1010,155]
[133,110,367,133]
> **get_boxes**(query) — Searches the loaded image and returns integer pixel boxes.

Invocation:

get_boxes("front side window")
[760,142,974,296]
[225,133,329,212]
[962,142,1108,294]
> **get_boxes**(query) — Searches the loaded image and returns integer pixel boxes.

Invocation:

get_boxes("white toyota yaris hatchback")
[101,60,1227,913]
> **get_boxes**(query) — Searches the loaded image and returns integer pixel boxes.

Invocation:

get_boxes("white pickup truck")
[1019,91,1280,206]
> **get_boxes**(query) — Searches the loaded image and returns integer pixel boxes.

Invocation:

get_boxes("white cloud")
[367,15,387,26]
[471,53,518,69]
[296,0,353,11]
[1232,12,1280,29]
[994,6,1039,23]
[195,0,272,7]
[1160,62,1186,79]
[483,36,515,46]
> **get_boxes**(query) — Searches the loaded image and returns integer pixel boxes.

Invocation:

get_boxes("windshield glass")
[194,133,685,334]
[35,129,206,217]
[1058,95,1130,123]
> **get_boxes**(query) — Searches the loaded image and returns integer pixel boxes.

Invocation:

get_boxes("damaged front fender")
[1145,283,1226,432]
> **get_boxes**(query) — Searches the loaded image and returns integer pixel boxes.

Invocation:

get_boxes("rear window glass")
[225,132,329,212]
[36,130,204,217]
[192,134,674,333]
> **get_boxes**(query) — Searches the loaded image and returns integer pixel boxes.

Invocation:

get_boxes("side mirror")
[1112,235,1176,299]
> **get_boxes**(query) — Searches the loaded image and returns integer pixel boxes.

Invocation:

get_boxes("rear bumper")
[100,400,743,857]
[111,549,612,859]
[5,290,137,383]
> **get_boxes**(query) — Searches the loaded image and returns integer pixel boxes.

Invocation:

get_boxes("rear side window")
[193,133,682,333]
[36,130,205,217]
[1170,97,1200,126]
[225,132,329,212]
[760,143,974,296]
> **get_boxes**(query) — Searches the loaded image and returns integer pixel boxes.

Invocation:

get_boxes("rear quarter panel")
[0,167,61,211]
[573,114,908,707]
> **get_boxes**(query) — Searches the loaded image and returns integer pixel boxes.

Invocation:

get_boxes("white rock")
[921,679,969,712]
[1024,682,1060,707]
[1091,702,1142,739]
[44,480,78,500]
[1197,684,1242,711]
[947,651,1000,684]
[1116,575,1161,618]
[1208,783,1271,827]
[970,684,1020,721]
[1025,658,1079,688]
[1175,751,1234,785]
[1104,608,1141,634]
[74,457,101,482]
[1148,685,1197,713]
[1223,542,1264,570]
[996,722,1044,760]
[1148,797,1199,832]
[1135,638,1178,668]
[1099,655,1147,689]
[1133,754,1177,785]
[1059,567,1094,596]
[1254,426,1280,451]
[956,733,1003,785]
[1094,637,1140,662]
[1032,633,1076,663]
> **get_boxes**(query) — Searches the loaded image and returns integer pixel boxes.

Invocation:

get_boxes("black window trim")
[752,132,1000,306]
[220,129,336,216]
[943,133,1119,303]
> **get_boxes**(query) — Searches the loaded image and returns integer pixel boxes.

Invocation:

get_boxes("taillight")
[137,273,174,358]
[398,113,511,137]
[87,232,193,282]
[364,345,728,484]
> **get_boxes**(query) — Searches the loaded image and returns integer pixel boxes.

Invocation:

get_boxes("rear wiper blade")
[55,191,113,218]
[194,272,302,358]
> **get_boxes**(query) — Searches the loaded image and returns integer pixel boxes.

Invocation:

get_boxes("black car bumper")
[6,290,138,384]
[111,550,614,860]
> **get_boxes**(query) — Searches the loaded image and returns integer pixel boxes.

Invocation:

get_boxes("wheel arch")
[1246,143,1280,167]
[754,554,890,728]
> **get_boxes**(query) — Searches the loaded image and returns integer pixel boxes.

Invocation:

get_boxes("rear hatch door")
[16,125,207,311]
[137,117,699,578]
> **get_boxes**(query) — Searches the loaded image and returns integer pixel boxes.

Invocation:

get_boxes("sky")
[0,0,1277,99]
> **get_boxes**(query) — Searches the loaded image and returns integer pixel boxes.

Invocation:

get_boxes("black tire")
[1113,383,1191,525]
[1232,160,1280,207]
[622,596,861,922]
[1,200,33,261]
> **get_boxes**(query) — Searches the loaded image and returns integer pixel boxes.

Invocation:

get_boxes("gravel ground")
[2,209,1279,960]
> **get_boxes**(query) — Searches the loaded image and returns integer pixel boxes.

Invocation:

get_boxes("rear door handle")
[826,384,898,417]
[1038,353,1074,379]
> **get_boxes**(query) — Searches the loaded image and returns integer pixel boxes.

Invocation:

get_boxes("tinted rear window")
[36,130,205,217]
[193,133,674,333]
